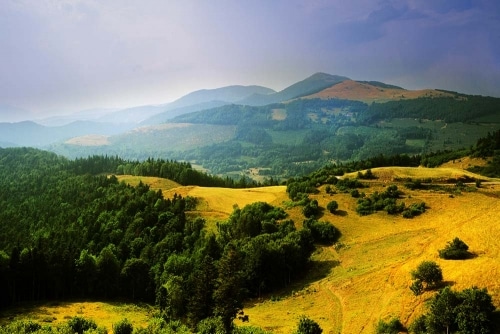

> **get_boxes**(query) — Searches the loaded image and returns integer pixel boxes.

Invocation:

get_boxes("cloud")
[0,0,499,114]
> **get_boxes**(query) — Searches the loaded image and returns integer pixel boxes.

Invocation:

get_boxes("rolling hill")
[304,79,456,103]
[238,72,349,105]
[125,166,500,333]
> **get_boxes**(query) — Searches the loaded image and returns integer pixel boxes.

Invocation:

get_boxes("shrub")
[326,200,338,213]
[295,316,322,334]
[409,315,427,334]
[402,202,426,218]
[302,199,320,218]
[113,318,133,334]
[410,279,424,296]
[375,318,404,334]
[196,317,226,334]
[303,218,340,245]
[67,316,97,334]
[438,237,471,259]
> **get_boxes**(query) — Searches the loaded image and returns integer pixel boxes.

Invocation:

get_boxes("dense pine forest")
[0,148,319,332]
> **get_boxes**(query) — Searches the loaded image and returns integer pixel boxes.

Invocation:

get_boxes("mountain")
[140,100,230,126]
[37,108,121,126]
[96,105,168,124]
[304,80,455,103]
[238,72,350,105]
[139,85,276,125]
[0,120,134,147]
[165,85,276,110]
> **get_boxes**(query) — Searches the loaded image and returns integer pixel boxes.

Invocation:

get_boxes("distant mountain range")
[1,72,498,152]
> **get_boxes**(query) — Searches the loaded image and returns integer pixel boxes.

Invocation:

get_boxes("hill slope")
[239,72,349,105]
[305,79,456,103]
[135,167,500,333]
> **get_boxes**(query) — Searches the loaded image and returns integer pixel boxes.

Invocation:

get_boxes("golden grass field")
[0,301,153,330]
[4,166,499,333]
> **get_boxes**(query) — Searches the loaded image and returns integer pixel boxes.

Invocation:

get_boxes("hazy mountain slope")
[0,121,134,147]
[97,105,167,124]
[0,104,34,123]
[305,80,456,103]
[140,100,230,125]
[165,85,276,110]
[37,108,120,126]
[238,72,350,105]
[99,85,276,126]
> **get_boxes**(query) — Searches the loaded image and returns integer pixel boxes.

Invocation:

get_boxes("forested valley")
[49,95,500,181]
[0,148,325,333]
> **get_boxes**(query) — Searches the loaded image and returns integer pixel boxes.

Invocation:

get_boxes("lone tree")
[411,261,443,290]
[438,237,471,260]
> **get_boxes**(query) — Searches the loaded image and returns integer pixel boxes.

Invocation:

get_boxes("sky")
[1,0,499,117]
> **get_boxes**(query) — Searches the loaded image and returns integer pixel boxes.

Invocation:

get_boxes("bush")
[326,200,338,213]
[67,317,97,334]
[409,315,427,334]
[402,202,426,218]
[303,219,340,245]
[295,316,322,334]
[113,318,133,334]
[410,279,424,296]
[375,318,405,334]
[302,199,320,218]
[438,237,471,259]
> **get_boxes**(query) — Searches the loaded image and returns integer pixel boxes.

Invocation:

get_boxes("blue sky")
[1,0,499,116]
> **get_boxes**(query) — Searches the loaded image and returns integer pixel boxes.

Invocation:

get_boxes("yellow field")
[0,301,152,331]
[238,171,500,333]
[343,165,492,182]
[116,175,181,191]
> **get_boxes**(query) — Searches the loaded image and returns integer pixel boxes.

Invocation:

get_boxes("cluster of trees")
[407,260,496,333]
[355,185,426,218]
[0,148,331,332]
[411,286,496,334]
[404,260,498,334]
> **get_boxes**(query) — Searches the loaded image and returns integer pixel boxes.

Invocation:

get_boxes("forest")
[0,148,330,333]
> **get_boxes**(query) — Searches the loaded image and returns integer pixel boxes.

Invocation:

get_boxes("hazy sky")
[1,0,499,115]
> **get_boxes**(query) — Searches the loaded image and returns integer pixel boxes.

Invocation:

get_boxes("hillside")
[305,80,456,103]
[134,167,500,333]
[239,72,349,106]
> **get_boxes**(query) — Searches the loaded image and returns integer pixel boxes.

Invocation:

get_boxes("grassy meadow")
[3,166,499,333]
